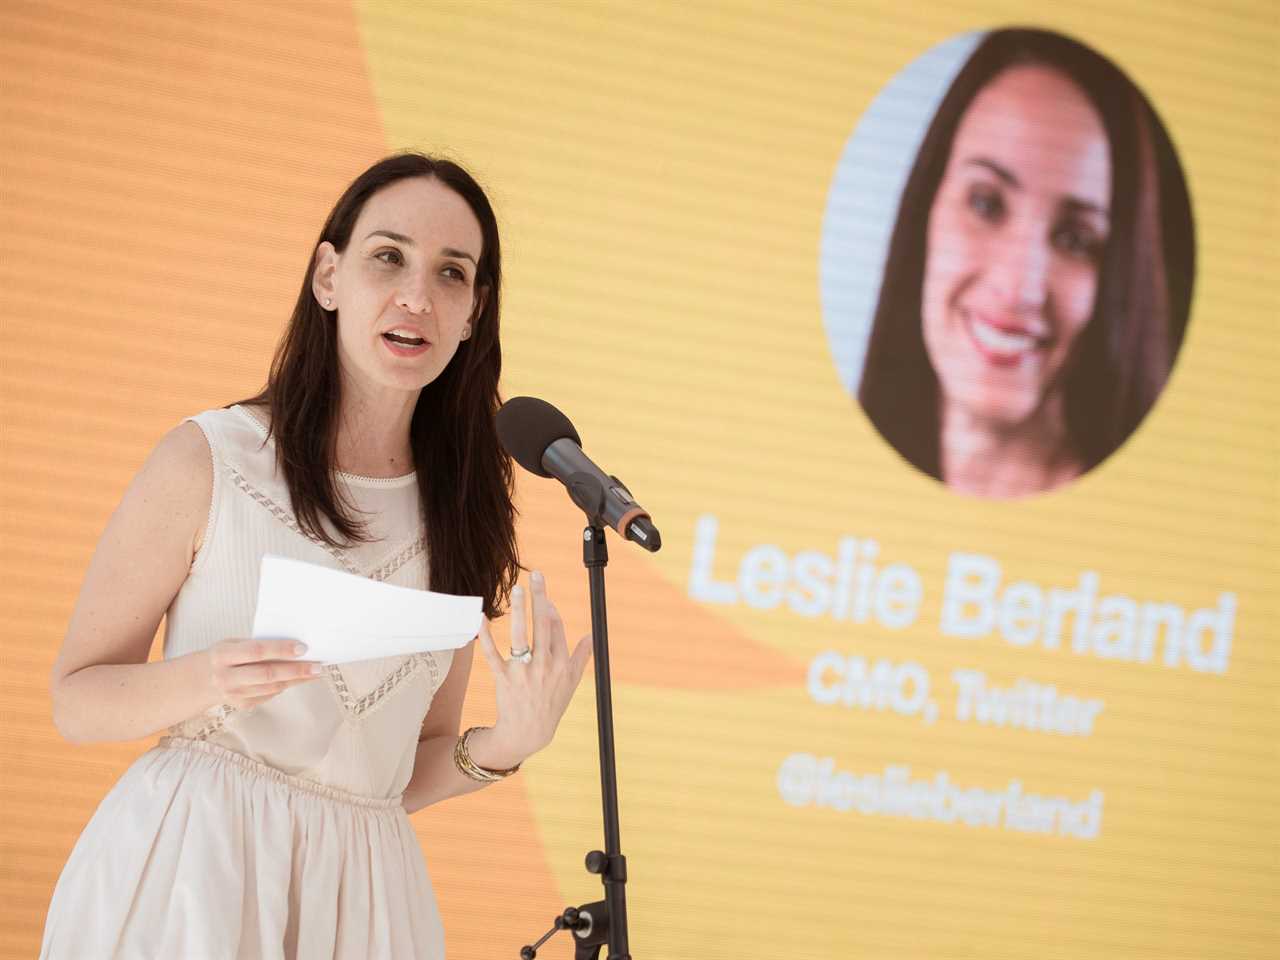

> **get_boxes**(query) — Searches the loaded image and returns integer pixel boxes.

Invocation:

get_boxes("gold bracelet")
[453,726,521,783]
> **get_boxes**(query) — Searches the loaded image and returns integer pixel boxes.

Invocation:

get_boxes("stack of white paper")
[250,555,483,664]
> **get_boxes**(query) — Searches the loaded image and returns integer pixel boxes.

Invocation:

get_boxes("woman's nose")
[986,223,1051,311]
[395,273,433,315]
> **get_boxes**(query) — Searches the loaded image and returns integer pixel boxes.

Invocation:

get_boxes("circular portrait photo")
[821,28,1195,499]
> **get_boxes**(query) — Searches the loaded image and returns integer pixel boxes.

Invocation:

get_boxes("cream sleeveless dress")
[41,405,454,959]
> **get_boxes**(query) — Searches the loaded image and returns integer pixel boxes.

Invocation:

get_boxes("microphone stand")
[520,479,633,960]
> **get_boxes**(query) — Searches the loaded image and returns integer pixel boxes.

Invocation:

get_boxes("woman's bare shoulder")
[153,420,214,481]
[128,421,216,554]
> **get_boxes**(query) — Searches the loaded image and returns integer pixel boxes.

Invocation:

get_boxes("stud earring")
[461,326,471,340]
[323,297,333,308]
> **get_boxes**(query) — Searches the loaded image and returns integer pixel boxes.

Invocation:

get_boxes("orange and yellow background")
[1,1,1276,957]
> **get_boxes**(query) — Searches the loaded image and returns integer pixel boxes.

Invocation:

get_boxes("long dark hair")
[858,28,1195,480]
[239,153,517,617]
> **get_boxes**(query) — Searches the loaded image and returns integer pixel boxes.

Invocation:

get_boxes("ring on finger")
[509,647,533,664]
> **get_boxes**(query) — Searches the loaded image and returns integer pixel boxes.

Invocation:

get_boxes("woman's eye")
[967,184,1005,222]
[1052,222,1103,261]
[442,265,468,282]
[373,249,403,266]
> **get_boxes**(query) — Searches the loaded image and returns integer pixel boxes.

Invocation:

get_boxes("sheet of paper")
[250,554,483,664]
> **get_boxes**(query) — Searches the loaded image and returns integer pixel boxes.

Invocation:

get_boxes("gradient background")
[2,1,1276,957]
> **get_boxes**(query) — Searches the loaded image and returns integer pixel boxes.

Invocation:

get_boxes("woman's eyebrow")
[365,229,415,245]
[964,160,1108,217]
[1062,197,1109,218]
[965,157,1020,187]
[364,231,477,265]
[441,247,478,266]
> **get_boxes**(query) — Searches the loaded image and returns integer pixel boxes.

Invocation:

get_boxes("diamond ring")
[509,647,533,664]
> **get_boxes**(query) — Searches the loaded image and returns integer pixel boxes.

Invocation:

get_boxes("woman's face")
[921,65,1111,428]
[314,176,484,396]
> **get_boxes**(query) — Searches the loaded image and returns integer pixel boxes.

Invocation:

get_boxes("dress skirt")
[40,738,445,959]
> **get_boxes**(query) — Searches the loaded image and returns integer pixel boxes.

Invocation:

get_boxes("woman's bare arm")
[47,421,317,744]
[49,422,218,742]
[401,641,519,813]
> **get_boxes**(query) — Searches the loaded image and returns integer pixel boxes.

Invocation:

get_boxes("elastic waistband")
[156,736,405,811]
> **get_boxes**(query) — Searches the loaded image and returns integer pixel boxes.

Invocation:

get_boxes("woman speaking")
[41,154,589,958]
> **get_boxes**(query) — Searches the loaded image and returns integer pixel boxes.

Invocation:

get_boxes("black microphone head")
[495,397,581,478]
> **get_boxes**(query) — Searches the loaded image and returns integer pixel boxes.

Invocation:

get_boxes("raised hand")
[477,570,592,767]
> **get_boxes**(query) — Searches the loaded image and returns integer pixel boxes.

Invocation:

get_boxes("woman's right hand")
[204,639,324,710]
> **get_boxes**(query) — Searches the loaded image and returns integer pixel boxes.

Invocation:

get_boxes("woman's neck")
[938,396,1081,499]
[333,376,419,479]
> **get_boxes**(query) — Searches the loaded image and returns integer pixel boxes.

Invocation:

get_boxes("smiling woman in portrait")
[857,28,1195,499]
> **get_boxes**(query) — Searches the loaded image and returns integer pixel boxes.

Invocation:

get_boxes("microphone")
[495,397,661,553]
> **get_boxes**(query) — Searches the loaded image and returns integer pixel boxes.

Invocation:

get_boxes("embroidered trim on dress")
[223,458,433,723]
[157,736,405,809]
[168,703,235,741]
[367,535,427,583]
[226,464,362,575]
[326,652,441,720]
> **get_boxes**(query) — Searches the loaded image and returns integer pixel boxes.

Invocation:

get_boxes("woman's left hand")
[475,570,592,768]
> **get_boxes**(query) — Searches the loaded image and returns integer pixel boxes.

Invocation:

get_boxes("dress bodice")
[163,405,453,799]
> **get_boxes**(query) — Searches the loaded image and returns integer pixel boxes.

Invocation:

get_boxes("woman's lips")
[381,333,431,357]
[962,310,1046,367]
